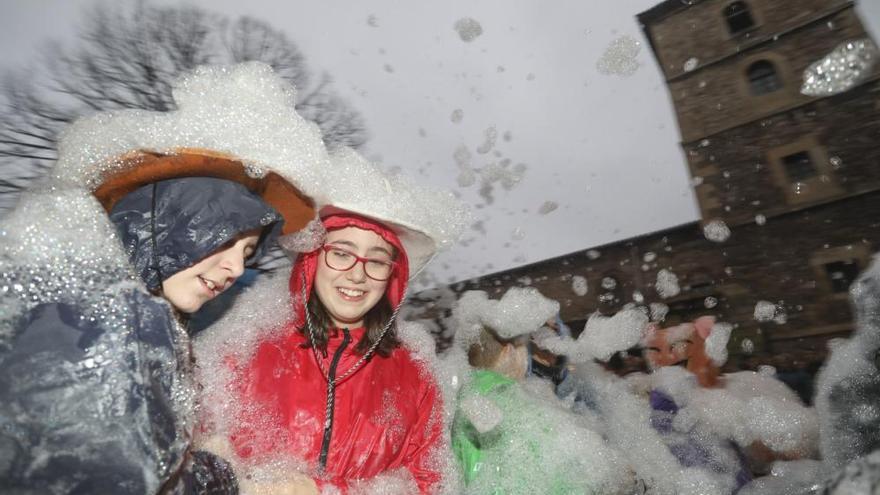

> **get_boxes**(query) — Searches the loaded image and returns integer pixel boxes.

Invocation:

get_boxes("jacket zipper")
[319,327,351,469]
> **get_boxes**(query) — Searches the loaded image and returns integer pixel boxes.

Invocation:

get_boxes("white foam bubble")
[453,18,483,42]
[596,35,642,77]
[650,302,670,322]
[475,126,497,154]
[754,300,782,322]
[703,220,731,243]
[656,269,681,299]
[801,38,878,96]
[534,308,647,362]
[452,287,559,345]
[704,322,733,366]
[537,200,558,215]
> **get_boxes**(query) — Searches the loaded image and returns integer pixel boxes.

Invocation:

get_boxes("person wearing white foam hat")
[0,63,329,495]
[204,147,468,494]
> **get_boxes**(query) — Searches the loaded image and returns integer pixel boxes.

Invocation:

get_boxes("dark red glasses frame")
[320,244,397,281]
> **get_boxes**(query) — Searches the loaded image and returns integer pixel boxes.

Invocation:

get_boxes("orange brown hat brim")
[93,149,315,235]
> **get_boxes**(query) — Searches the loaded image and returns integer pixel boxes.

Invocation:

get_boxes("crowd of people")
[1,62,878,495]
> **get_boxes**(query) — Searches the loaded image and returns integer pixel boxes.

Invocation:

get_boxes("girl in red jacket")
[225,209,445,493]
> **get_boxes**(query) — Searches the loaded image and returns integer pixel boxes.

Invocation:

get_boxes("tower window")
[810,245,870,299]
[725,1,755,35]
[782,151,817,182]
[767,136,841,205]
[823,260,860,293]
[747,60,782,95]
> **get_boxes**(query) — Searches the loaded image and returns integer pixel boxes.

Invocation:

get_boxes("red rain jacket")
[232,327,443,492]
[229,214,443,492]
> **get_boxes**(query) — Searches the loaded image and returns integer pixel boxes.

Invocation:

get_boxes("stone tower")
[415,1,880,368]
[635,0,880,352]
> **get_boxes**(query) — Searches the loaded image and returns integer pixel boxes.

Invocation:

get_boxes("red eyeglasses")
[321,245,396,281]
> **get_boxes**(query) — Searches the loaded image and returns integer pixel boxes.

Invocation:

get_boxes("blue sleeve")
[0,296,188,495]
[0,302,151,493]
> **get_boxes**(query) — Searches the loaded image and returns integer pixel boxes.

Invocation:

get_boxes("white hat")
[320,147,469,278]
[53,62,331,232]
[319,205,437,279]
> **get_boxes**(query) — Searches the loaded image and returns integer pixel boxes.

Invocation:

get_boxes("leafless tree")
[0,1,368,213]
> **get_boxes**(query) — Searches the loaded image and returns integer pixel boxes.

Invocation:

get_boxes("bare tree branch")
[0,0,368,235]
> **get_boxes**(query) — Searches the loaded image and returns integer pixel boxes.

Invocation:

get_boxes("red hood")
[288,213,410,327]
[225,216,442,492]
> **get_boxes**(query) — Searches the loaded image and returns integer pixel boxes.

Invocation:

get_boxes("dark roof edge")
[637,1,705,70]
[447,220,702,286]
[446,187,880,288]
[637,0,702,27]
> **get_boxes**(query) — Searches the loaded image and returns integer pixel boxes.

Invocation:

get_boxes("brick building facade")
[412,0,880,364]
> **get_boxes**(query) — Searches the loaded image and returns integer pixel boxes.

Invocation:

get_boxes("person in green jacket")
[450,288,633,495]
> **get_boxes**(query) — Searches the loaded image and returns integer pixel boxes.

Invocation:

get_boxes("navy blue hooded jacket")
[0,178,282,495]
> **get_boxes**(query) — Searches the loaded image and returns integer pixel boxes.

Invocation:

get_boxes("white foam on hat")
[324,147,470,274]
[52,62,332,197]
[50,62,469,266]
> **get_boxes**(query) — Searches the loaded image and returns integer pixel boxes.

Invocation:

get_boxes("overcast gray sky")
[3,0,879,289]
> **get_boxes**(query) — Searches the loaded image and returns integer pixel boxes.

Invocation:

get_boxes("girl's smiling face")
[314,226,393,329]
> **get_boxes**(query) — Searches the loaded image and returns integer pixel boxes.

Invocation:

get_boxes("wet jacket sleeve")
[0,297,187,495]
[0,302,141,493]
[402,379,444,493]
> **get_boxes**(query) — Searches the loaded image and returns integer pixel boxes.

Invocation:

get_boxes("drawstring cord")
[302,273,406,385]
[301,272,407,469]
[150,182,164,285]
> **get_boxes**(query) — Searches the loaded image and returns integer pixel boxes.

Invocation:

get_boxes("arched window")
[747,60,782,95]
[724,1,755,35]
